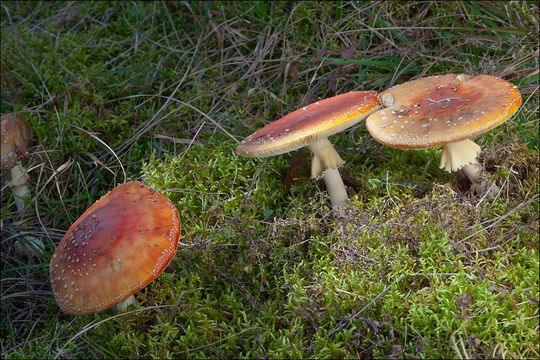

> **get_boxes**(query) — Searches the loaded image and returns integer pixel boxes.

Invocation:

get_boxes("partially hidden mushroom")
[365,74,521,194]
[1,113,44,259]
[236,91,381,211]
[50,182,181,315]
[1,113,32,213]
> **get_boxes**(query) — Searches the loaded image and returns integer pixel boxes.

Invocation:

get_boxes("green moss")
[143,135,292,227]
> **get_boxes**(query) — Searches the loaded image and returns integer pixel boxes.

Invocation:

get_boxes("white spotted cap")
[366,74,522,149]
[50,182,181,315]
[236,91,380,158]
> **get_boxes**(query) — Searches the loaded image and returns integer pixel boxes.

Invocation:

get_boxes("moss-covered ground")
[1,1,538,358]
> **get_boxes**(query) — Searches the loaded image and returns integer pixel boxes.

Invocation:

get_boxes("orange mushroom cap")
[236,91,380,158]
[1,113,32,174]
[50,182,181,315]
[366,74,522,149]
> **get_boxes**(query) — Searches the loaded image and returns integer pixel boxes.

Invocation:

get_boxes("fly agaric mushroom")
[1,113,32,212]
[236,91,380,210]
[50,182,181,315]
[1,113,44,259]
[366,74,521,192]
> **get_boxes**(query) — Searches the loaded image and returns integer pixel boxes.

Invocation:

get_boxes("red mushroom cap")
[236,91,380,158]
[1,113,32,174]
[50,182,181,315]
[366,74,522,149]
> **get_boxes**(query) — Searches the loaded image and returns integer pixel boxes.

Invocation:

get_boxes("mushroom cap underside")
[236,91,380,158]
[1,113,32,173]
[50,182,181,315]
[366,74,522,149]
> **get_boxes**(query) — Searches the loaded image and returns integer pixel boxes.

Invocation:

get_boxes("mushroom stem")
[462,162,500,196]
[441,139,500,196]
[308,138,344,178]
[308,138,349,210]
[116,295,137,312]
[9,162,30,213]
[321,167,349,210]
[439,139,481,172]
[461,162,484,184]
[8,162,42,261]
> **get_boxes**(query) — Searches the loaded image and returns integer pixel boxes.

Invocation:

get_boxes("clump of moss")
[142,134,296,229]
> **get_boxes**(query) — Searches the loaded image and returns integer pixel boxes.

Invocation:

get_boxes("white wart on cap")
[50,182,181,315]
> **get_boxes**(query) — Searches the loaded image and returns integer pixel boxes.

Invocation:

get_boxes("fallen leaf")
[282,150,310,188]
